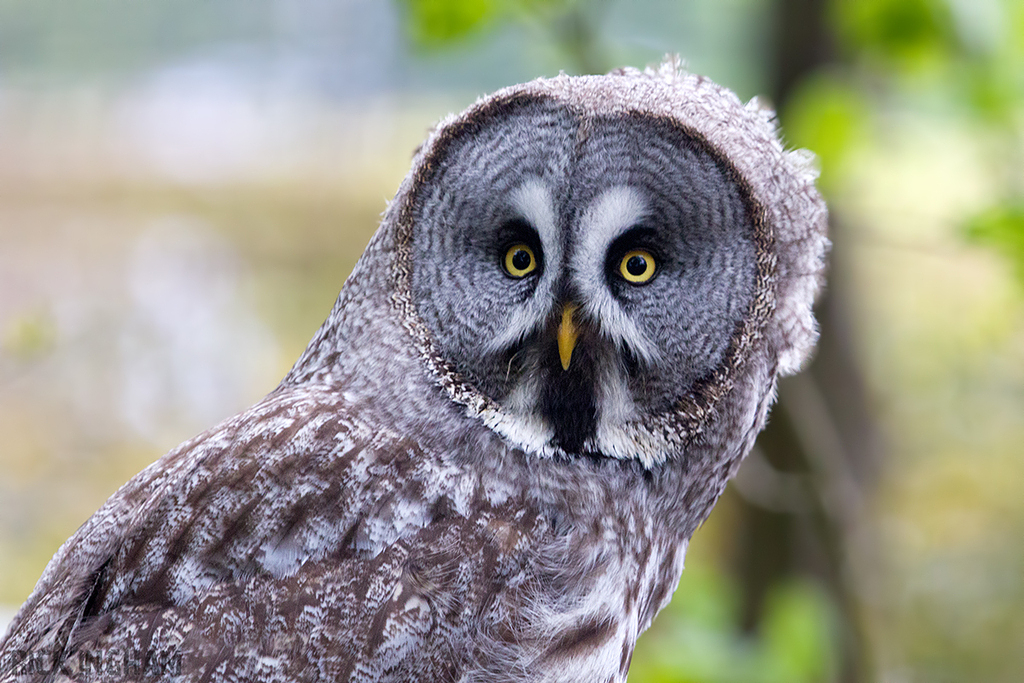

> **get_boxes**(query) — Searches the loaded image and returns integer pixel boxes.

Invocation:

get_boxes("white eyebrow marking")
[484,178,561,354]
[578,185,649,264]
[572,185,660,364]
[510,178,558,249]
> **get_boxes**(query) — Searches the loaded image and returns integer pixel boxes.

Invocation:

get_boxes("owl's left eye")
[503,244,538,278]
[618,249,656,284]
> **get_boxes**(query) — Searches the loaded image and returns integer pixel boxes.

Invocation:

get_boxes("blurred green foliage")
[966,203,1024,287]
[396,0,498,47]
[396,0,582,47]
[630,567,835,683]
[397,0,611,74]
[833,0,956,68]
[795,0,1024,290]
[782,75,871,190]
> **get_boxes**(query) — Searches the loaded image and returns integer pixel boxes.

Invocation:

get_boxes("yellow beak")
[557,303,580,371]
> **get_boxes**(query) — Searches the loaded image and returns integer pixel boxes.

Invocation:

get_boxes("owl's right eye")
[503,244,538,278]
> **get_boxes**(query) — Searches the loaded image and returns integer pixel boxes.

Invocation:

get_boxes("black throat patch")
[539,340,599,455]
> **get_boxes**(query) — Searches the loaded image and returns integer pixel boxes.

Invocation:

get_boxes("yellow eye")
[504,244,537,278]
[619,249,656,283]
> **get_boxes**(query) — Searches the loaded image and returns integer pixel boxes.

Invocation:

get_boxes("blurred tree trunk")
[731,1,880,682]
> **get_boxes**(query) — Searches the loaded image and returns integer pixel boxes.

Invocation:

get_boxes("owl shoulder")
[0,385,551,682]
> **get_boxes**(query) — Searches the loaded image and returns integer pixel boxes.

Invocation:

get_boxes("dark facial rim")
[391,89,776,444]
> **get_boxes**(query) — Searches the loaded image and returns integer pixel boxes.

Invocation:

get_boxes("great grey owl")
[0,61,827,683]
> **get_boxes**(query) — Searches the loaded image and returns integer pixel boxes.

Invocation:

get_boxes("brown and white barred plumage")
[0,60,827,682]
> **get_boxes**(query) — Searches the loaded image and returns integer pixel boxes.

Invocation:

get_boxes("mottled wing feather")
[0,387,547,683]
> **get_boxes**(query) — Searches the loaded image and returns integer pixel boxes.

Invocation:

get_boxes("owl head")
[291,60,827,469]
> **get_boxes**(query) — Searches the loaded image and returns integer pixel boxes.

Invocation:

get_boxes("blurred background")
[0,0,1022,680]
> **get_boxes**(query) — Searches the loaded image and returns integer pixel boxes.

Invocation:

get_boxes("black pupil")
[512,249,532,271]
[626,255,648,276]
